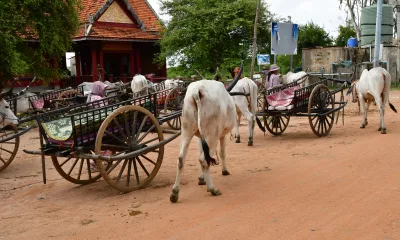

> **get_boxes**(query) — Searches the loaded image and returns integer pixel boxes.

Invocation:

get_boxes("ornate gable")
[98,1,133,24]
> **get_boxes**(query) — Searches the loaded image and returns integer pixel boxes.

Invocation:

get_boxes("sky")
[147,0,348,38]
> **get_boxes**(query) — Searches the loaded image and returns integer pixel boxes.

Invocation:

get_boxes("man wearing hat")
[262,65,269,81]
[265,64,281,90]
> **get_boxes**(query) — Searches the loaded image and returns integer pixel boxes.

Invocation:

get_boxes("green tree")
[0,0,80,86]
[158,0,273,78]
[298,21,332,49]
[335,22,357,46]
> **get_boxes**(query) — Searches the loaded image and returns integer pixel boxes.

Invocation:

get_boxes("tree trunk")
[250,0,261,79]
[347,0,362,40]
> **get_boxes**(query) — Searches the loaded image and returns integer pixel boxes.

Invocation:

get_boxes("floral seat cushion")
[265,86,300,110]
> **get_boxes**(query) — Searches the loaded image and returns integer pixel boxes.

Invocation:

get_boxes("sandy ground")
[1,91,400,240]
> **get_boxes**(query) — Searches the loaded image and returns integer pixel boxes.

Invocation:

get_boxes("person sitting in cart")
[262,65,269,81]
[87,81,112,172]
[265,64,281,90]
[87,81,108,108]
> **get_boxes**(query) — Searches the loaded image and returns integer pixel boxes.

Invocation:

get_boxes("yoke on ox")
[170,62,244,203]
[347,67,397,134]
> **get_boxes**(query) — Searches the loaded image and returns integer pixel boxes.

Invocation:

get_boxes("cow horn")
[226,60,244,92]
[194,69,205,80]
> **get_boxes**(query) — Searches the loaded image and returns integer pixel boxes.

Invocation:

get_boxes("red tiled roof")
[75,25,160,40]
[76,0,162,40]
[78,0,105,23]
[128,0,161,32]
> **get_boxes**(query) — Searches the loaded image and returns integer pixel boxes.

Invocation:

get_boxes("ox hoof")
[378,127,382,131]
[360,125,366,129]
[209,188,222,196]
[198,177,206,185]
[235,138,241,143]
[247,141,253,146]
[170,189,180,203]
[222,170,230,176]
[381,129,387,134]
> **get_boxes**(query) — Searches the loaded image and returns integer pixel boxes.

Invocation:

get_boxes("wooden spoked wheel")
[264,115,290,136]
[95,105,164,193]
[308,84,335,137]
[164,87,184,130]
[257,84,266,112]
[51,155,107,184]
[55,89,82,109]
[0,125,20,172]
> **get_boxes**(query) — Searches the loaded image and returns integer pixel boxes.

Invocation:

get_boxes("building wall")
[302,46,400,83]
[302,47,347,73]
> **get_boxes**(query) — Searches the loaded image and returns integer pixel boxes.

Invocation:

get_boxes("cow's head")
[346,80,359,103]
[226,60,244,92]
[0,98,18,126]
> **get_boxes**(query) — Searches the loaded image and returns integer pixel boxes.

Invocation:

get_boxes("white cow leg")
[242,111,254,146]
[359,96,367,128]
[365,100,371,127]
[199,138,221,196]
[220,136,230,176]
[170,133,193,203]
[197,138,207,185]
[376,98,386,134]
[235,112,241,143]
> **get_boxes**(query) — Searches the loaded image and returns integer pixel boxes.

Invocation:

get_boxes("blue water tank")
[347,37,358,48]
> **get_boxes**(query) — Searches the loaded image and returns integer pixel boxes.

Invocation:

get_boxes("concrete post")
[373,0,383,67]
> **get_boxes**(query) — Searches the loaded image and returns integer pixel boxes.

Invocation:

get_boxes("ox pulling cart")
[258,75,350,137]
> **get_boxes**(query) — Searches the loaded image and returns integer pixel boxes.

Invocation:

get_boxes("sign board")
[271,22,298,55]
[257,54,270,65]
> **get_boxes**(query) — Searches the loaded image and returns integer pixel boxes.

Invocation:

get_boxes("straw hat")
[269,64,280,72]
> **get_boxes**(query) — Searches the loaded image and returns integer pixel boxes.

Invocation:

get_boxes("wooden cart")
[258,77,349,137]
[23,89,182,193]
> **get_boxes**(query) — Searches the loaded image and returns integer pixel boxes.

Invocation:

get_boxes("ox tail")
[381,71,397,113]
[249,81,265,133]
[193,89,217,166]
[389,102,398,113]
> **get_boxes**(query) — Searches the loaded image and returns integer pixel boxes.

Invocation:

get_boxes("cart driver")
[265,64,281,90]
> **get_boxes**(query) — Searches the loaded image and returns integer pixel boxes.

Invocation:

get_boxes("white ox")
[281,71,309,87]
[170,65,243,203]
[348,67,397,134]
[164,79,183,90]
[230,77,265,146]
[131,74,155,93]
[0,99,19,126]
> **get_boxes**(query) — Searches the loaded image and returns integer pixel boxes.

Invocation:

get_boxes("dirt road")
[1,91,400,240]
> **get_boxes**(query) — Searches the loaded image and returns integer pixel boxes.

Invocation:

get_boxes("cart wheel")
[264,115,290,135]
[164,87,183,130]
[0,125,20,172]
[55,89,82,109]
[95,105,164,193]
[257,84,265,112]
[308,84,335,137]
[52,155,105,184]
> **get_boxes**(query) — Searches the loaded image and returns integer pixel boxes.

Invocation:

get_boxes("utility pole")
[288,16,293,72]
[250,0,261,79]
[373,0,383,67]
